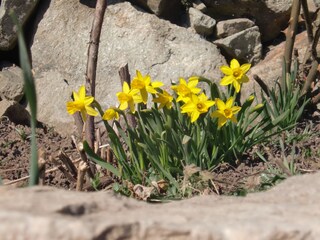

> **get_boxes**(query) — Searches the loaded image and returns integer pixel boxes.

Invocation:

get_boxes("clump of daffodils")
[67,59,253,127]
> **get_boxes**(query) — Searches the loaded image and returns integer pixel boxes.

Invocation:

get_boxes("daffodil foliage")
[67,59,301,196]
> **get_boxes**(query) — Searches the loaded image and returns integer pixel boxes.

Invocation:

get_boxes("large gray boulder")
[1,172,320,239]
[0,0,39,51]
[202,0,292,42]
[31,0,226,134]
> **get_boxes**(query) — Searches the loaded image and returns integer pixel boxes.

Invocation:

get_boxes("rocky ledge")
[0,172,319,240]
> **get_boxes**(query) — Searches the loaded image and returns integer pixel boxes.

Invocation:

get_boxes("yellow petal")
[179,78,187,85]
[231,106,241,114]
[117,92,129,103]
[85,106,98,116]
[151,81,164,88]
[73,91,80,101]
[216,98,226,110]
[233,80,241,93]
[141,88,148,103]
[123,82,130,93]
[220,66,233,75]
[133,94,143,103]
[218,116,227,128]
[146,86,158,94]
[226,97,234,108]
[220,75,234,86]
[188,79,199,88]
[102,109,119,120]
[240,63,251,74]
[230,59,240,69]
[129,100,136,113]
[119,102,128,110]
[145,75,151,86]
[205,100,215,108]
[181,101,195,113]
[190,111,200,123]
[84,96,94,105]
[66,102,78,115]
[78,85,86,100]
[188,76,199,81]
[136,70,143,80]
[210,110,222,118]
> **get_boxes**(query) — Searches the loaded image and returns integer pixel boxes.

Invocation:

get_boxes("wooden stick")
[38,149,46,186]
[118,63,137,128]
[85,0,107,149]
[58,150,78,178]
[284,0,301,75]
[76,161,88,191]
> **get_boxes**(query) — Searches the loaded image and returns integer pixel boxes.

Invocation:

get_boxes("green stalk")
[10,12,39,186]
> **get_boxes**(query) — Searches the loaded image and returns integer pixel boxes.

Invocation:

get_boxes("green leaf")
[10,11,39,186]
[83,141,120,177]
[271,109,290,126]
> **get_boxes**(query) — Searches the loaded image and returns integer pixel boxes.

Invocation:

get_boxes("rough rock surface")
[30,0,226,134]
[215,18,255,39]
[0,172,320,239]
[202,0,292,42]
[188,7,216,36]
[0,0,39,51]
[214,26,262,65]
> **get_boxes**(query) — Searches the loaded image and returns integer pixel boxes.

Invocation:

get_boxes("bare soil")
[1,113,320,196]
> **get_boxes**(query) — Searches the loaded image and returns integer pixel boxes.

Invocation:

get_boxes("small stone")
[0,65,24,102]
[215,18,255,39]
[214,26,262,65]
[189,7,216,36]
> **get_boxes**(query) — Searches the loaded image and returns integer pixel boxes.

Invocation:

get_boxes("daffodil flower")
[131,70,163,104]
[220,59,251,93]
[211,97,241,128]
[171,77,201,102]
[66,85,98,121]
[181,93,215,123]
[102,107,119,121]
[117,82,142,113]
[152,90,174,109]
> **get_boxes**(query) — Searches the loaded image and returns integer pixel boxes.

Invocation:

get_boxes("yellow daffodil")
[131,70,163,104]
[181,93,215,123]
[211,97,241,128]
[102,108,119,121]
[220,59,251,93]
[117,82,142,113]
[66,85,98,121]
[171,77,201,102]
[152,90,173,109]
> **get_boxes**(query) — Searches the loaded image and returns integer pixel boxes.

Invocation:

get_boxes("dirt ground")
[1,112,320,197]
